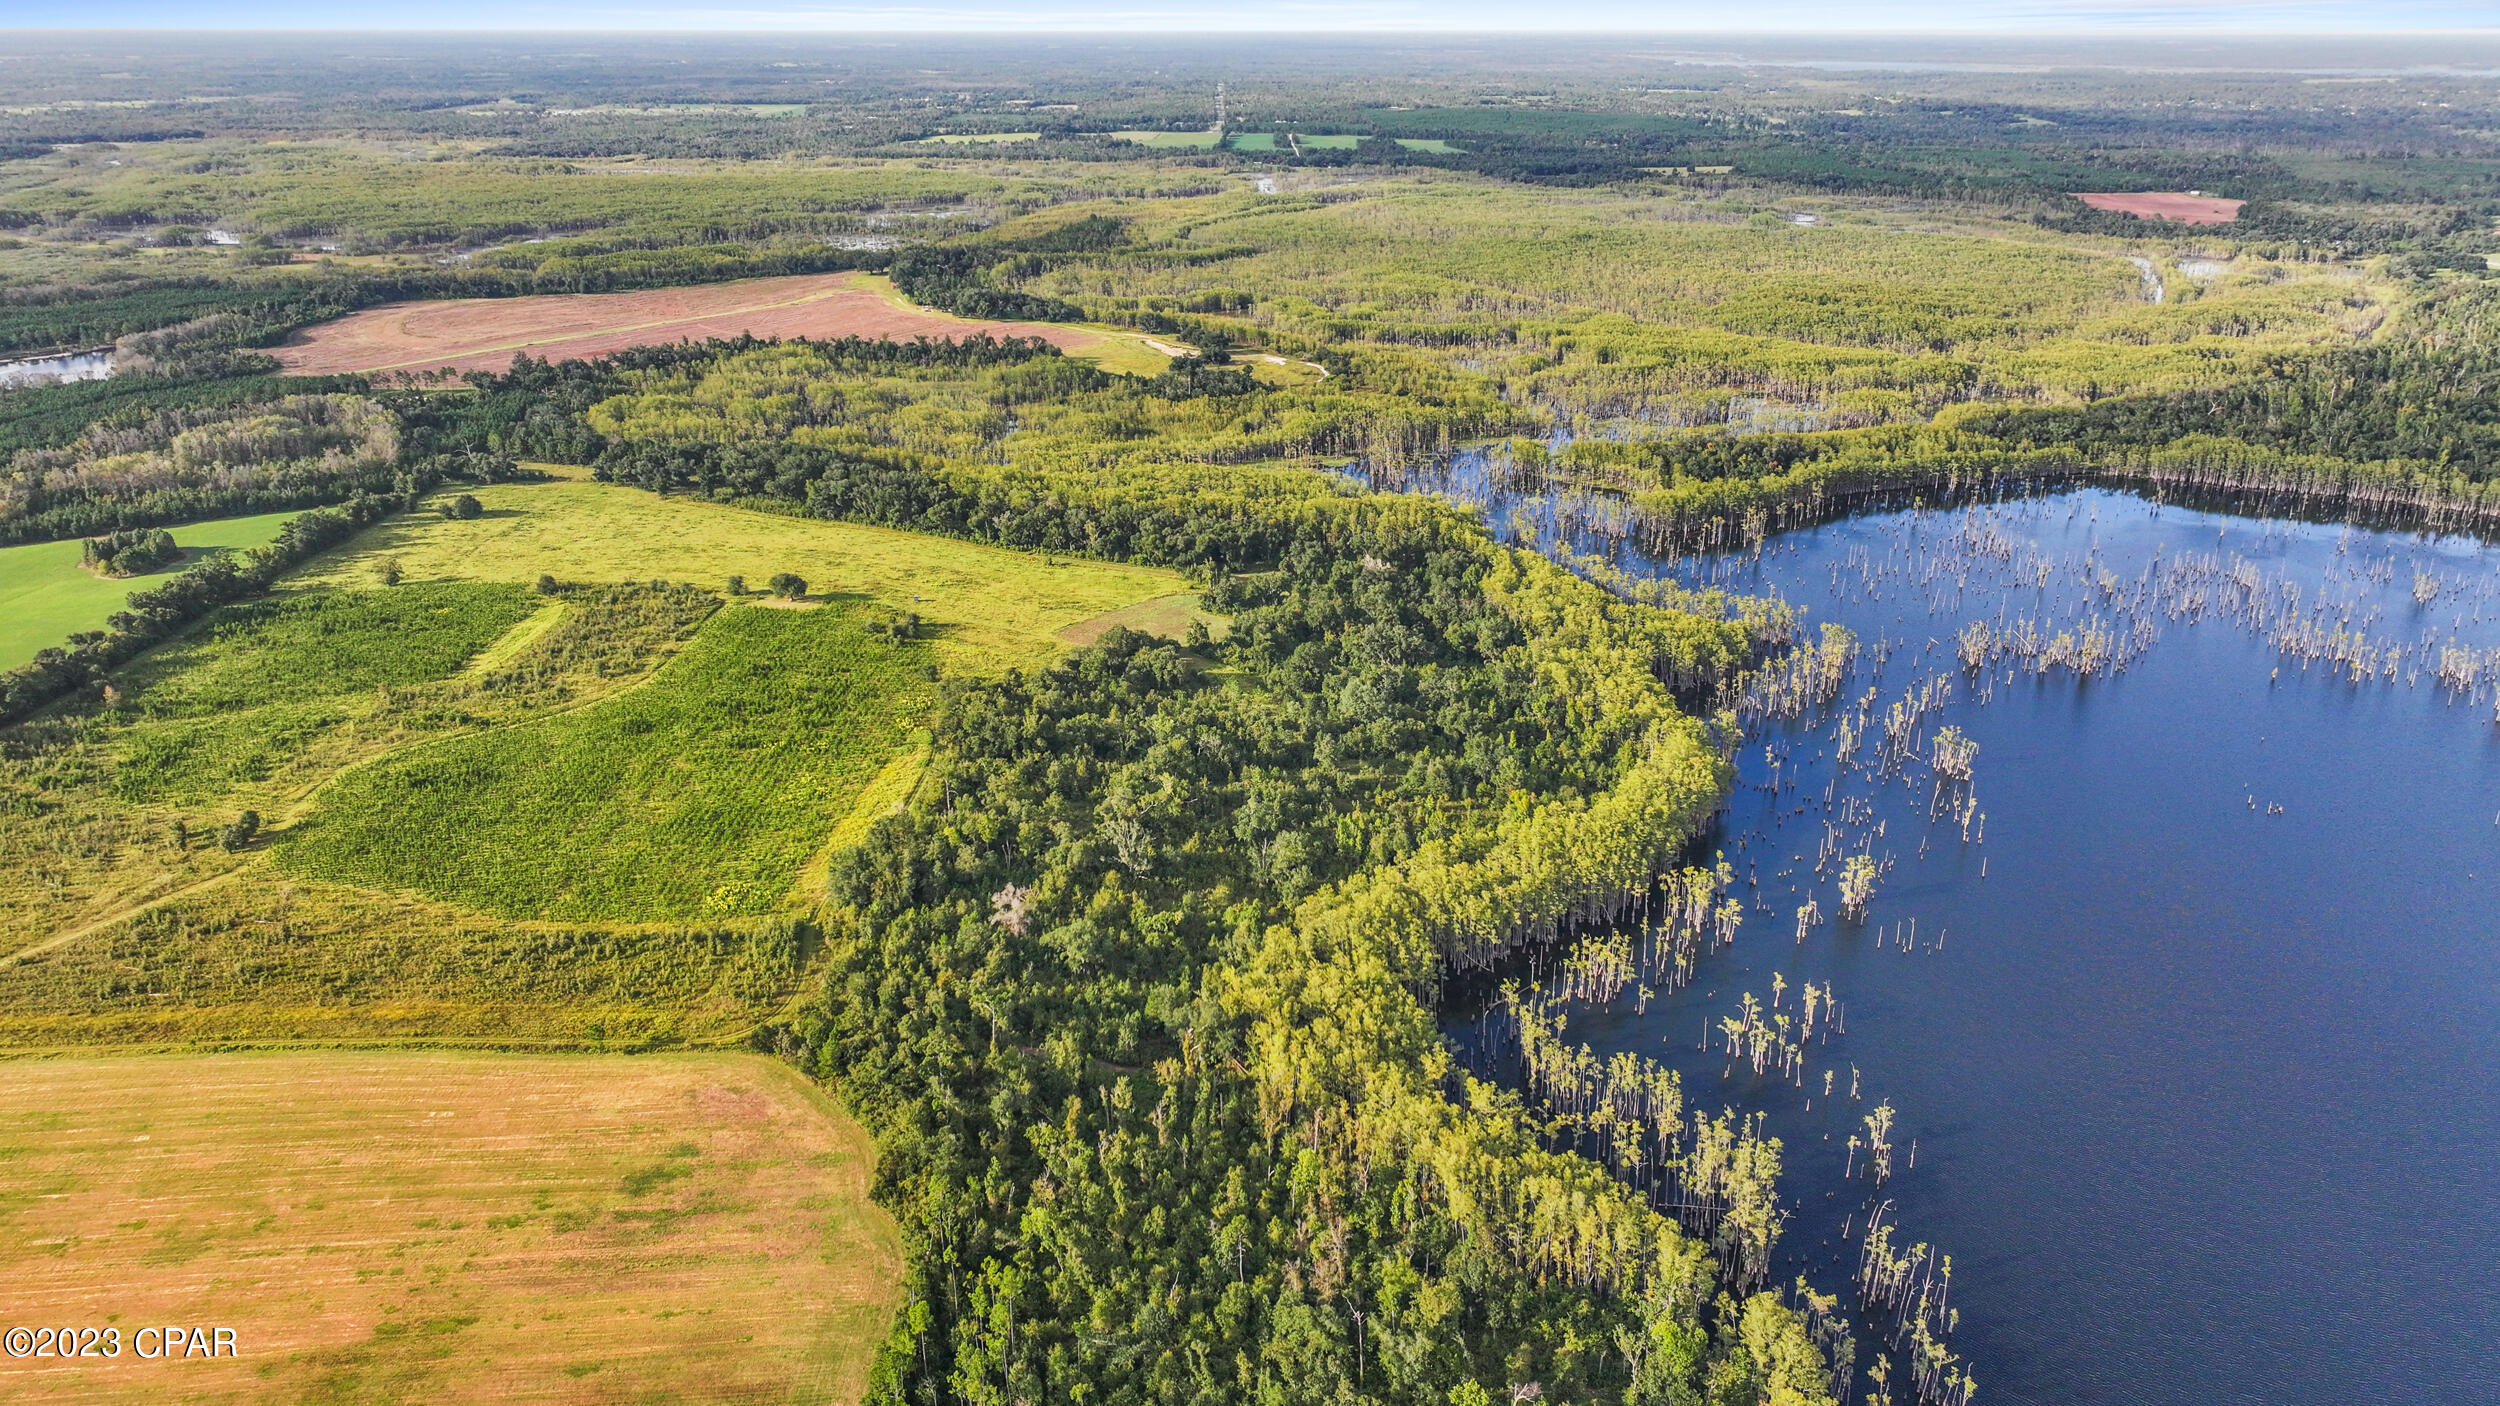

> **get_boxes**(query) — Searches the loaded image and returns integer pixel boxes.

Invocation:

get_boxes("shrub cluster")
[80,526,178,576]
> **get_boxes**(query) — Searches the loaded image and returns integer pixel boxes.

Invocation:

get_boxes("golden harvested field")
[0,1051,898,1406]
[272,271,1111,376]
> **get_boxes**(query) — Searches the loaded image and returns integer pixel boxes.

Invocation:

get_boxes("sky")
[8,1,2497,32]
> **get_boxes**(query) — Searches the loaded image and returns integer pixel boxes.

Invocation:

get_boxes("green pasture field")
[0,510,299,669]
[1394,137,1464,153]
[1227,132,1280,152]
[278,599,936,922]
[919,131,1042,144]
[0,579,708,956]
[288,474,1185,671]
[1294,134,1361,150]
[1111,129,1223,148]
[0,1051,898,1405]
[0,482,1180,1047]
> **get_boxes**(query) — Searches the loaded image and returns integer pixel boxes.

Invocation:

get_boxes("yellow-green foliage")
[1218,537,1831,1397]
[0,142,1037,247]
[0,881,809,1051]
[1592,423,2500,549]
[581,337,1516,473]
[290,477,1187,671]
[279,600,938,923]
[1019,176,2389,410]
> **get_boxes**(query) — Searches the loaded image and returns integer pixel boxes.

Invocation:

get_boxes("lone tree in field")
[768,572,807,600]
[446,494,483,520]
[222,810,262,851]
[536,573,559,595]
[725,574,746,596]
[377,557,403,586]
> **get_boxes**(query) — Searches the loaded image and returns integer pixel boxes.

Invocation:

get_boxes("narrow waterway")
[1422,451,2500,1406]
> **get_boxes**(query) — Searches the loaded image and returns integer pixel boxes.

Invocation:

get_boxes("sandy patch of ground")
[274,271,1107,376]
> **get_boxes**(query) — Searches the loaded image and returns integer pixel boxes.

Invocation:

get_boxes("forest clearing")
[287,471,1185,670]
[0,510,299,668]
[0,478,1181,1050]
[0,1051,897,1406]
[2072,192,2247,223]
[272,271,1127,376]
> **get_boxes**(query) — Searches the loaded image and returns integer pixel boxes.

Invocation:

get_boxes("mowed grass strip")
[0,510,300,669]
[0,1051,899,1406]
[278,601,935,922]
[288,478,1187,670]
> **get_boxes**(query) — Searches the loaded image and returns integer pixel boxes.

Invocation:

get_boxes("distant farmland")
[2073,191,2246,224]
[273,271,1112,376]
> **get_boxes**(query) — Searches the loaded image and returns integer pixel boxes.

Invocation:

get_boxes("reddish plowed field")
[274,272,1102,376]
[2072,192,2245,225]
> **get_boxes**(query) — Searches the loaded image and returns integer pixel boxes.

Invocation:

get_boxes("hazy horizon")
[8,3,2498,35]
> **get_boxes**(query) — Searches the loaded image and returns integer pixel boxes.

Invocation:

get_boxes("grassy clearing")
[1069,328,1182,376]
[0,582,716,957]
[0,483,1174,1047]
[0,1051,898,1405]
[1055,591,1228,648]
[1111,130,1222,148]
[918,131,1041,144]
[1394,138,1464,153]
[0,510,299,669]
[1294,134,1362,150]
[1227,132,1279,152]
[288,479,1186,671]
[106,581,546,805]
[278,600,936,923]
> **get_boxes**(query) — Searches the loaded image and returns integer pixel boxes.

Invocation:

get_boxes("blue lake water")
[1432,467,2500,1406]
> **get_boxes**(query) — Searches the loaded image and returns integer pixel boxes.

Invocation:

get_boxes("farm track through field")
[0,867,245,973]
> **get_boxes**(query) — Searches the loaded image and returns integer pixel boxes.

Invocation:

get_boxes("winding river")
[1422,451,2500,1406]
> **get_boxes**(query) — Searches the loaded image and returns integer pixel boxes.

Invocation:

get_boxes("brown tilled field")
[0,1051,898,1405]
[274,271,1107,375]
[2072,191,2246,225]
